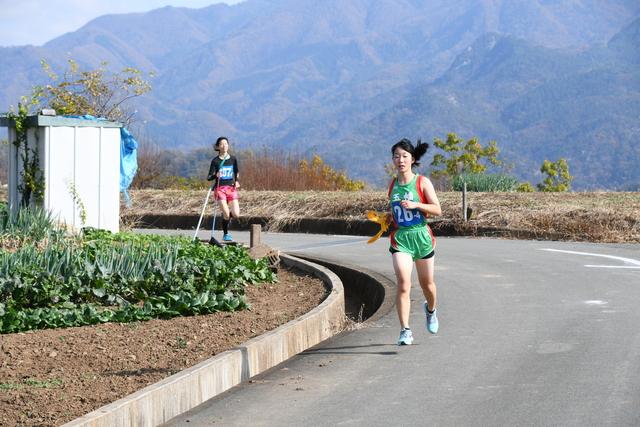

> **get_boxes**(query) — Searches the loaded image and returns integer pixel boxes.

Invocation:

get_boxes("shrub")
[38,59,152,125]
[237,150,364,191]
[431,133,502,180]
[453,173,519,192]
[537,159,573,192]
[516,182,535,192]
[132,145,364,191]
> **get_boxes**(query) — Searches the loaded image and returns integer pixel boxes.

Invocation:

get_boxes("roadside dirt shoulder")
[0,267,328,427]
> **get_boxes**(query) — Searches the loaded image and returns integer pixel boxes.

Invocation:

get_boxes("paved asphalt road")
[149,229,640,426]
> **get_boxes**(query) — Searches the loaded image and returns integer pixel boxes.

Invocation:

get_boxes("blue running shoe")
[424,302,439,334]
[223,233,233,242]
[398,328,413,345]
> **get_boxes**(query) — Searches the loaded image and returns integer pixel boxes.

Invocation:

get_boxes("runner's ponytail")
[413,139,429,164]
[391,138,429,167]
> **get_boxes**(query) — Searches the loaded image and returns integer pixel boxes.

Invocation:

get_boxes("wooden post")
[462,182,468,222]
[250,224,261,248]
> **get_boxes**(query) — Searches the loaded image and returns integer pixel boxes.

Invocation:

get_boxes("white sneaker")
[398,328,414,345]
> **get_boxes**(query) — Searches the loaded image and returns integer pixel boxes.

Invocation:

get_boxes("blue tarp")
[119,127,138,206]
[65,115,138,206]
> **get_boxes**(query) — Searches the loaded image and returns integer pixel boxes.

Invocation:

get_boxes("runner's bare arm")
[400,178,441,217]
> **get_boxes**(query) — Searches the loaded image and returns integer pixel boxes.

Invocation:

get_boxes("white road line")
[540,248,640,269]
[584,265,640,269]
[584,300,608,305]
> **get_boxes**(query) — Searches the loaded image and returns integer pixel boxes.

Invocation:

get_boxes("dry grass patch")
[123,190,640,243]
[452,192,640,243]
[2,187,638,243]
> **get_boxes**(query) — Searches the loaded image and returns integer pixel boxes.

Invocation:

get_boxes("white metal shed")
[1,114,123,232]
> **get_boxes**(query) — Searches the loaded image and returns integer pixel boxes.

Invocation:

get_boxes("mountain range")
[1,0,639,189]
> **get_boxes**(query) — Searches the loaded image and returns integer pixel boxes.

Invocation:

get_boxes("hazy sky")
[0,0,245,47]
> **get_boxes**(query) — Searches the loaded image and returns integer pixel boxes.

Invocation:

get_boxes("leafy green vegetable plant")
[1,220,276,333]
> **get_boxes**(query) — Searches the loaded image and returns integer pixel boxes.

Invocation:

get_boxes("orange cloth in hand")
[365,210,391,244]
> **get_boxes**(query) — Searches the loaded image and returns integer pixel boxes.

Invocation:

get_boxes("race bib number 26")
[392,201,422,226]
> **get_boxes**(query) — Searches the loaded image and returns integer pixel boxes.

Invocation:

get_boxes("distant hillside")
[0,0,638,189]
[326,27,640,189]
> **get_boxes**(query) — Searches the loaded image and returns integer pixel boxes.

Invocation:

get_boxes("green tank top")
[389,175,427,229]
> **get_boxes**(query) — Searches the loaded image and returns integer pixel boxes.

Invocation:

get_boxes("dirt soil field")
[0,267,329,426]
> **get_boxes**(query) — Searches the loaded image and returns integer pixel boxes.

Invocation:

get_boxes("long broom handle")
[193,184,213,241]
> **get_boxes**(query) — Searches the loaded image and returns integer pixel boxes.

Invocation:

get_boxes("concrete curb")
[63,254,345,427]
[291,254,396,324]
[123,213,573,241]
[124,214,382,236]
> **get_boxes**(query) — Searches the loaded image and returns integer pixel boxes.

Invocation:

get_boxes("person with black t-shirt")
[207,136,240,242]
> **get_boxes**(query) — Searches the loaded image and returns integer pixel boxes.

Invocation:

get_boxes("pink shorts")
[214,185,238,202]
